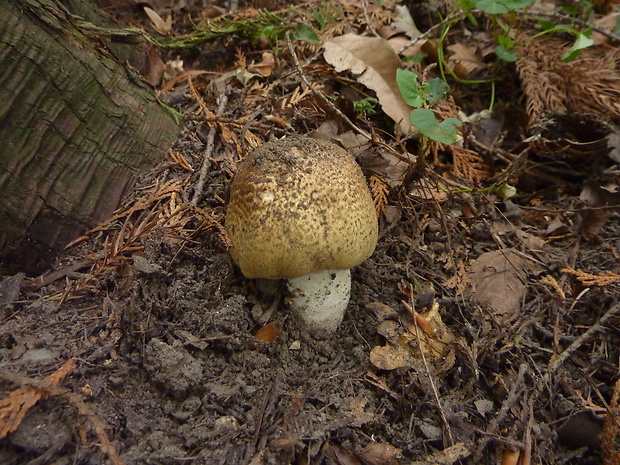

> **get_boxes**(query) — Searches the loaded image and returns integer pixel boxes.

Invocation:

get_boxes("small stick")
[191,89,229,206]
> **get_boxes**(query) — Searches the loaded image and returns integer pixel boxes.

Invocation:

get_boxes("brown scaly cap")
[226,136,378,279]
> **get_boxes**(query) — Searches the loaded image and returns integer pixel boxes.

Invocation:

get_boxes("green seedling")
[396,69,462,145]
[353,97,379,115]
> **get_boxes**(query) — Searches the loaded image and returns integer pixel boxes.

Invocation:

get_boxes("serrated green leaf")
[396,69,425,108]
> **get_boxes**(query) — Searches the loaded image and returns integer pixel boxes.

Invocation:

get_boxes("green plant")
[396,69,462,145]
[353,97,379,115]
[456,0,594,63]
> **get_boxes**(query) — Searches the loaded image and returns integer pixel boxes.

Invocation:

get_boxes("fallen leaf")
[247,52,276,77]
[579,181,620,237]
[592,12,620,45]
[468,249,542,323]
[370,301,455,371]
[370,338,416,371]
[407,442,472,465]
[254,322,281,344]
[359,442,401,465]
[142,44,165,87]
[144,7,172,35]
[323,34,415,135]
[447,43,485,78]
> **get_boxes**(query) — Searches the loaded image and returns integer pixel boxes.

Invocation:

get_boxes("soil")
[1,1,620,465]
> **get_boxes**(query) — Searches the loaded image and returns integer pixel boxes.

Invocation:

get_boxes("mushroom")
[226,136,378,331]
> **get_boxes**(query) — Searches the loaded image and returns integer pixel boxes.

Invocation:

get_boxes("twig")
[545,303,620,380]
[472,362,529,462]
[408,284,454,446]
[191,89,230,206]
[285,32,372,142]
[360,0,379,37]
[284,32,415,166]
[526,9,620,42]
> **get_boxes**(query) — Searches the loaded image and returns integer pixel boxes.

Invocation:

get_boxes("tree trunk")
[0,0,179,272]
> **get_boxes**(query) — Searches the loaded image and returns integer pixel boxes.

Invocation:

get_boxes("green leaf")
[497,34,516,48]
[473,0,508,14]
[292,24,319,44]
[473,0,533,13]
[536,18,556,31]
[402,52,428,64]
[502,0,535,9]
[260,25,275,39]
[495,44,517,62]
[561,31,593,61]
[396,69,425,108]
[410,108,462,144]
[495,182,517,200]
[426,78,450,104]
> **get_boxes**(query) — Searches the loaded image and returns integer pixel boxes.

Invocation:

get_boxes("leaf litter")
[1,0,620,464]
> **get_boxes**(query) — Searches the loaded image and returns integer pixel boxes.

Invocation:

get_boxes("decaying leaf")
[144,7,172,35]
[359,442,401,465]
[370,301,455,371]
[407,442,472,465]
[323,34,415,135]
[579,181,620,237]
[254,322,281,345]
[447,43,485,78]
[370,336,418,371]
[468,249,542,323]
[247,52,276,77]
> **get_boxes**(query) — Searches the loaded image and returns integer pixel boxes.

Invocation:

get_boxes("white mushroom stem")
[286,269,351,331]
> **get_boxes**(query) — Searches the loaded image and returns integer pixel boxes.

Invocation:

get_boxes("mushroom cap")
[226,136,378,279]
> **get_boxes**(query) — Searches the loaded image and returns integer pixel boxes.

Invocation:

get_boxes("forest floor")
[1,0,620,464]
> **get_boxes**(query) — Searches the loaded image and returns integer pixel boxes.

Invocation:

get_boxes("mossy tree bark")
[0,0,179,272]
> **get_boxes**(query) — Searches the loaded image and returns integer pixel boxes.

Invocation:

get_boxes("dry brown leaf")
[407,442,472,465]
[370,301,455,371]
[254,322,281,345]
[468,249,541,323]
[323,34,415,135]
[579,181,620,237]
[143,7,172,35]
[370,338,417,371]
[593,12,620,45]
[359,442,401,465]
[143,44,165,87]
[447,43,485,79]
[247,52,276,77]
[409,177,449,202]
